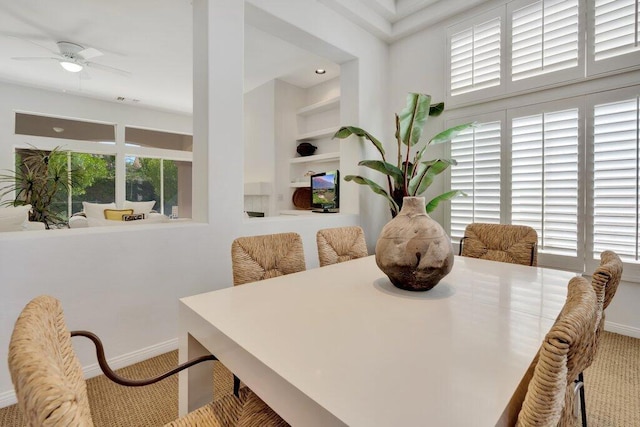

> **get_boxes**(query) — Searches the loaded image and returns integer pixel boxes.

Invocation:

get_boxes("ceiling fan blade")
[78,47,103,59]
[2,34,60,55]
[85,61,131,77]
[11,56,59,61]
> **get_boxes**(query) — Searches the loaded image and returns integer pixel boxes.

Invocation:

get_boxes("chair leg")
[579,372,587,427]
[233,374,241,397]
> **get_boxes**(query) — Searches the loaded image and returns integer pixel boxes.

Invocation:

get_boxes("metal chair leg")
[579,372,587,427]
[233,374,241,397]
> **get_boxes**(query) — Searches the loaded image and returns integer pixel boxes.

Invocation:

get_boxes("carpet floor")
[1,331,638,426]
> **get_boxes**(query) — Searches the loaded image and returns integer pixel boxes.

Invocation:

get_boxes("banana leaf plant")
[0,146,80,228]
[334,93,474,218]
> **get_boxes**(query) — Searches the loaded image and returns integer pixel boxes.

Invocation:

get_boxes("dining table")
[178,255,577,426]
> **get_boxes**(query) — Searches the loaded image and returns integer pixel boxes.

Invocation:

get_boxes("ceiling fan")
[11,40,131,77]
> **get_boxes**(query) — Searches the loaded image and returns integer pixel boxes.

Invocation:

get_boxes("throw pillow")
[123,200,156,215]
[83,201,117,218]
[104,209,134,221]
[0,204,32,232]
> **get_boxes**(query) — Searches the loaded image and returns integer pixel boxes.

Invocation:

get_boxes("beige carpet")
[1,331,638,426]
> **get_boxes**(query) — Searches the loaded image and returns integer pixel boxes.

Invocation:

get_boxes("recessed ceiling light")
[315,69,326,75]
[52,127,64,133]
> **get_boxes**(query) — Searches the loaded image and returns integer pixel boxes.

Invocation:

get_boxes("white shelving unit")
[296,128,335,141]
[281,88,341,213]
[296,96,340,116]
[289,152,340,164]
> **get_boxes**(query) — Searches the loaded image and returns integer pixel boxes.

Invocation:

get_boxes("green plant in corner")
[0,146,81,228]
[333,92,474,218]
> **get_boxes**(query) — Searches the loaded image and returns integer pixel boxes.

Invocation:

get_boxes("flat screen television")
[310,170,339,213]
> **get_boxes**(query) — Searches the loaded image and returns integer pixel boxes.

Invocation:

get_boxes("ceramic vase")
[375,196,454,291]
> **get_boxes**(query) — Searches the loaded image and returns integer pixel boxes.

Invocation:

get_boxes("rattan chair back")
[231,232,306,285]
[460,223,538,266]
[316,226,368,267]
[9,296,289,427]
[516,276,598,427]
[9,295,94,426]
[590,250,623,359]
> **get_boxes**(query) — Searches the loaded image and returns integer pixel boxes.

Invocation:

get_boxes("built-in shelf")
[289,152,340,164]
[296,127,336,141]
[296,96,340,117]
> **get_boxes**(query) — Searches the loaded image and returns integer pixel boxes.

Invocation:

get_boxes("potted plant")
[0,146,80,228]
[333,93,474,218]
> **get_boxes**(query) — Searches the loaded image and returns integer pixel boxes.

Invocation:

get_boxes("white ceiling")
[0,0,456,115]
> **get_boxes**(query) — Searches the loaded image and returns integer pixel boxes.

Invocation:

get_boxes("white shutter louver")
[594,0,640,61]
[593,98,639,261]
[450,18,501,96]
[450,121,502,239]
[511,108,579,256]
[511,0,579,81]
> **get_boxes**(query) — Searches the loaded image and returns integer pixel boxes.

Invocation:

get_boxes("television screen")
[310,170,339,212]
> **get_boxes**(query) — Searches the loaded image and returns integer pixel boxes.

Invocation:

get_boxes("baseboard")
[0,390,17,409]
[605,321,640,339]
[0,338,178,408]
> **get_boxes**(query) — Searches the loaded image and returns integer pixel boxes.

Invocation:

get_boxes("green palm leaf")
[426,190,466,213]
[344,175,399,213]
[334,126,386,157]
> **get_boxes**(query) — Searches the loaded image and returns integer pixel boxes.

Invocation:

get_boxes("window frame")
[587,0,640,76]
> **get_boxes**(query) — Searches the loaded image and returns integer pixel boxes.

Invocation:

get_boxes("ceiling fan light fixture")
[60,61,83,73]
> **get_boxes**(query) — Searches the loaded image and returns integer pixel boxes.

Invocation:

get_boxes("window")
[125,157,191,217]
[445,1,640,280]
[14,149,116,222]
[593,0,639,60]
[449,17,502,97]
[447,0,587,104]
[450,118,502,239]
[588,0,640,74]
[510,0,580,81]
[511,107,580,258]
[591,94,640,262]
[9,113,193,223]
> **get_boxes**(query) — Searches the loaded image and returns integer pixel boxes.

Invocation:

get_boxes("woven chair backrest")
[517,276,598,427]
[8,295,94,426]
[461,223,538,266]
[231,232,306,285]
[589,250,623,365]
[316,226,368,267]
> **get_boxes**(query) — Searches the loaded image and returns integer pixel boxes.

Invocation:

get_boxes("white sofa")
[0,204,46,232]
[68,201,169,228]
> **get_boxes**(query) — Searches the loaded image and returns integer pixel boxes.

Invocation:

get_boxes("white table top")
[180,255,576,426]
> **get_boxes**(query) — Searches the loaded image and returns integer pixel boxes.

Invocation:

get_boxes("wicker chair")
[316,226,368,267]
[460,223,538,266]
[8,295,288,427]
[229,232,306,394]
[231,232,306,286]
[516,276,598,427]
[567,250,624,426]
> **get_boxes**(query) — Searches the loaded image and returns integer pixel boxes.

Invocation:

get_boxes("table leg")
[178,332,214,416]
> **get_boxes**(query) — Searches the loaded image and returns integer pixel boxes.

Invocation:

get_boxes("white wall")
[388,0,640,338]
[244,80,276,215]
[1,0,388,407]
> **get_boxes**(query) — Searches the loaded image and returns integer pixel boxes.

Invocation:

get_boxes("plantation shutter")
[450,17,501,96]
[450,121,502,239]
[594,0,640,61]
[511,108,579,257]
[511,0,580,81]
[592,97,639,261]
